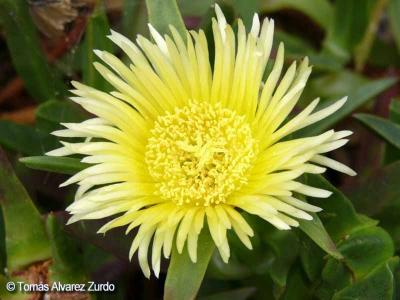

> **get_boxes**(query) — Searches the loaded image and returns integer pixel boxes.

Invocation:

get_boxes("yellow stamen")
[145,101,258,206]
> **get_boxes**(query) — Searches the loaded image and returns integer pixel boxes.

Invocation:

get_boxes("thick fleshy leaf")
[303,173,396,298]
[46,214,87,284]
[336,226,394,279]
[301,71,368,102]
[164,230,215,300]
[318,258,353,299]
[207,252,252,280]
[299,214,343,260]
[318,229,395,299]
[354,113,400,150]
[281,264,311,300]
[369,38,400,69]
[145,0,186,38]
[82,1,113,90]
[36,100,89,133]
[0,1,66,102]
[299,232,325,282]
[300,77,396,137]
[348,161,400,216]
[332,258,399,300]
[261,0,333,31]
[388,0,400,52]
[232,0,259,28]
[305,175,375,240]
[274,31,343,72]
[0,148,51,272]
[122,0,146,39]
[19,156,89,175]
[347,161,400,250]
[266,230,300,287]
[0,121,58,156]
[178,0,214,17]
[322,0,375,63]
[274,30,316,58]
[385,100,400,164]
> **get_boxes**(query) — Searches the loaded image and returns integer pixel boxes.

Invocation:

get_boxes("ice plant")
[47,5,356,278]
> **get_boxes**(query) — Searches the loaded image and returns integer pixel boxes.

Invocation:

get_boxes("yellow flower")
[47,5,356,278]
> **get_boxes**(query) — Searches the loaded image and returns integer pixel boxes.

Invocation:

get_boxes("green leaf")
[0,148,51,272]
[207,252,252,280]
[346,161,400,250]
[385,100,400,164]
[0,121,58,156]
[305,175,373,240]
[299,77,396,137]
[275,31,334,71]
[146,0,186,38]
[348,161,400,216]
[232,0,259,28]
[260,0,333,31]
[354,113,400,150]
[164,229,215,300]
[274,30,315,55]
[0,0,66,102]
[389,256,400,297]
[36,100,89,133]
[266,230,300,287]
[82,1,114,90]
[46,214,87,284]
[281,264,311,300]
[122,0,144,39]
[323,0,375,63]
[318,228,394,299]
[301,71,368,103]
[318,259,353,299]
[299,214,343,260]
[388,0,400,52]
[19,156,89,175]
[369,38,400,69]
[332,258,398,300]
[178,0,214,17]
[299,232,325,281]
[336,226,394,279]
[200,287,256,300]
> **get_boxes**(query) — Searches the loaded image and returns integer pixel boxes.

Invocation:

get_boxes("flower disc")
[145,101,258,206]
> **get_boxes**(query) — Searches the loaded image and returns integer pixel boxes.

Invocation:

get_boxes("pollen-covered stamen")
[145,101,258,206]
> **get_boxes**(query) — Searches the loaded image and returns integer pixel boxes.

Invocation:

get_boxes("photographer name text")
[6,281,115,293]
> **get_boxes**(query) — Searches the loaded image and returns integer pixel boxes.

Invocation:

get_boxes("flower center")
[145,101,258,206]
